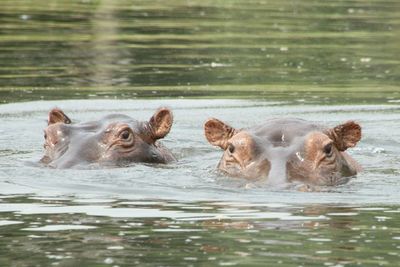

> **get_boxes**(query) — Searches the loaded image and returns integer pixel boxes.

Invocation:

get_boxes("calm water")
[1,0,400,266]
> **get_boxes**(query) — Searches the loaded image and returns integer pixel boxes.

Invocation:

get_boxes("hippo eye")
[228,143,235,154]
[120,130,131,140]
[323,143,333,157]
[44,132,47,139]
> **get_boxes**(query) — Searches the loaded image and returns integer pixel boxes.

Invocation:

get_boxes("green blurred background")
[0,0,399,103]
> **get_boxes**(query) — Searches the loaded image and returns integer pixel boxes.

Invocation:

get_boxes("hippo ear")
[204,118,237,150]
[48,108,72,125]
[328,121,362,151]
[149,108,173,140]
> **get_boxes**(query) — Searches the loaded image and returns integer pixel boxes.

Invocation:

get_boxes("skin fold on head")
[204,118,362,186]
[41,107,175,168]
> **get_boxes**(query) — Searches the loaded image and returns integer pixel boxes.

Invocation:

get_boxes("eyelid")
[116,124,131,134]
[118,127,133,136]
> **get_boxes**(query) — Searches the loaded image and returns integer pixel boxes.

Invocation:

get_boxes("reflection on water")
[0,0,399,101]
[0,196,399,266]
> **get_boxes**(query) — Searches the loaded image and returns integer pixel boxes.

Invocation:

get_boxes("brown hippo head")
[41,107,175,168]
[204,118,362,186]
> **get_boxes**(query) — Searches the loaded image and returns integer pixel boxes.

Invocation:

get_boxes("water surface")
[0,0,399,100]
[1,99,400,266]
[1,0,400,266]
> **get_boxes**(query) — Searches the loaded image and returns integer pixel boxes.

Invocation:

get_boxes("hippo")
[204,118,362,186]
[41,107,175,168]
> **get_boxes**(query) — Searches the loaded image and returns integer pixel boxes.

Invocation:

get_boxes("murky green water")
[1,0,400,266]
[1,0,399,101]
[1,196,400,267]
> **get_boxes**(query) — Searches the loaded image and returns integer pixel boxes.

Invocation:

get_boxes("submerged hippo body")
[204,118,362,186]
[41,108,175,168]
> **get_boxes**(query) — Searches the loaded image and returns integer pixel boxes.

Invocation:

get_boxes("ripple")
[0,220,23,226]
[22,224,97,231]
[308,238,332,242]
[327,212,359,216]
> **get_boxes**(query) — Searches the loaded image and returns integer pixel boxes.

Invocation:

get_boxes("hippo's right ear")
[204,118,237,149]
[149,108,173,141]
[328,121,362,151]
[48,108,72,125]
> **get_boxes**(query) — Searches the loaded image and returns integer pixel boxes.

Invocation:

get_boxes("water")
[1,0,400,266]
[1,99,400,266]
[0,0,399,99]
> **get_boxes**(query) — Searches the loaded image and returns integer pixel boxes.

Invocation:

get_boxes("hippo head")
[41,107,175,168]
[204,118,362,186]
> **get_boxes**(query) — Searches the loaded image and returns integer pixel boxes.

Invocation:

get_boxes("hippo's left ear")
[327,121,362,151]
[204,118,237,150]
[149,108,173,141]
[48,108,72,125]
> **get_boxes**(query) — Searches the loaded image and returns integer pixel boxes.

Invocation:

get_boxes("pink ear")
[149,108,173,140]
[204,118,237,150]
[328,121,362,151]
[48,108,72,125]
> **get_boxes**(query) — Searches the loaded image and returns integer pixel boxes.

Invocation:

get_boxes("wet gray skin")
[204,118,362,186]
[41,108,175,168]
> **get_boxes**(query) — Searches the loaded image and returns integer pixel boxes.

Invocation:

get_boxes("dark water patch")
[1,87,400,105]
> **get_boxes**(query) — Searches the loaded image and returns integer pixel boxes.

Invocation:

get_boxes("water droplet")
[295,152,304,162]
